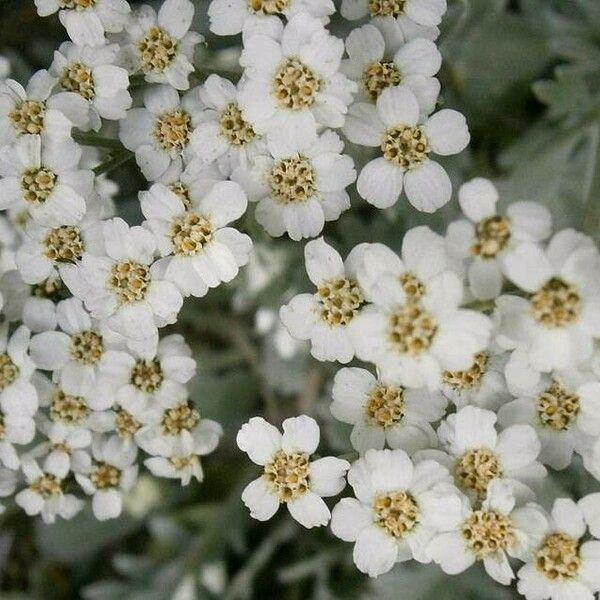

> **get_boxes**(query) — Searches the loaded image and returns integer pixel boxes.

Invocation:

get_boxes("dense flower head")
[0,3,600,597]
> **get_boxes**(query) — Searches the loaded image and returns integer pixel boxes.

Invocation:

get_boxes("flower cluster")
[220,3,600,599]
[0,0,241,522]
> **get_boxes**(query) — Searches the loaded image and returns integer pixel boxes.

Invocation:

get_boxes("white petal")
[241,477,279,521]
[353,525,398,577]
[357,158,403,209]
[287,491,330,528]
[423,109,470,155]
[458,177,498,221]
[304,238,345,285]
[331,497,372,541]
[309,457,349,497]
[403,159,451,212]
[236,417,282,465]
[281,415,320,454]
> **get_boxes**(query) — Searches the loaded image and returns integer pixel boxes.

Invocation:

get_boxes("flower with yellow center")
[9,100,45,135]
[268,156,316,205]
[43,226,84,263]
[169,213,213,256]
[536,380,580,431]
[0,353,19,391]
[219,102,256,146]
[247,0,289,14]
[272,58,321,110]
[21,167,56,205]
[455,448,503,496]
[154,109,191,153]
[60,62,95,100]
[137,26,178,74]
[131,359,164,394]
[388,302,438,356]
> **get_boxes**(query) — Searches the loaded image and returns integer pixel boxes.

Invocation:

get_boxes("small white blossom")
[16,458,83,524]
[76,435,138,520]
[237,415,349,528]
[344,85,469,211]
[343,24,441,114]
[121,0,202,91]
[427,479,548,585]
[141,180,252,298]
[437,406,546,501]
[49,41,132,130]
[340,0,447,30]
[238,13,357,150]
[330,367,446,453]
[330,448,458,577]
[446,178,552,300]
[234,130,355,240]
[517,497,600,600]
[34,0,130,46]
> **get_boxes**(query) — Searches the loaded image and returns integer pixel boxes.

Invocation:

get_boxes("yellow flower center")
[442,352,490,391]
[219,102,257,146]
[154,109,191,152]
[374,491,420,538]
[247,0,289,14]
[137,26,177,73]
[388,302,438,356]
[471,216,511,259]
[530,277,581,328]
[368,0,406,17]
[263,450,310,502]
[60,61,95,100]
[455,448,502,495]
[58,0,96,9]
[317,277,365,326]
[43,226,84,263]
[536,532,581,581]
[108,260,150,304]
[363,61,402,100]
[272,58,321,110]
[461,510,515,558]
[160,402,200,435]
[21,167,56,204]
[31,474,63,498]
[169,212,213,256]
[169,182,192,210]
[50,389,90,425]
[269,156,316,204]
[91,461,121,490]
[114,407,141,439]
[537,380,580,431]
[365,384,405,428]
[131,359,164,394]
[170,454,199,470]
[399,271,426,301]
[70,330,103,366]
[8,100,46,135]
[0,353,19,391]
[381,125,430,170]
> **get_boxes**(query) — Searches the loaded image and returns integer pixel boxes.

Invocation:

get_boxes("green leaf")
[533,69,593,120]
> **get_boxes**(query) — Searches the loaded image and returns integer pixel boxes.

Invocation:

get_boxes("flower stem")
[72,131,125,150]
[93,149,134,176]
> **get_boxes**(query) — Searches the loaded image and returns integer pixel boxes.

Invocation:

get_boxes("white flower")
[498,372,600,470]
[355,226,457,303]
[0,468,17,513]
[36,421,92,479]
[440,350,511,411]
[343,24,441,114]
[446,178,552,300]
[144,431,212,486]
[0,270,65,333]
[280,239,368,363]
[140,180,252,298]
[340,0,447,30]
[135,399,222,461]
[0,70,88,146]
[28,298,110,392]
[437,406,546,501]
[119,84,200,181]
[16,458,83,524]
[0,215,18,276]
[0,134,91,226]
[330,448,458,577]
[234,130,355,240]
[61,217,184,352]
[190,75,266,170]
[343,85,469,211]
[75,435,138,520]
[34,0,130,46]
[96,333,196,418]
[208,0,335,39]
[331,367,446,453]
[49,41,132,130]
[122,0,202,91]
[238,13,357,150]
[15,213,103,285]
[427,479,548,585]
[237,415,349,528]
[351,261,491,389]
[0,406,36,470]
[497,229,600,372]
[0,324,38,420]
[517,496,600,600]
